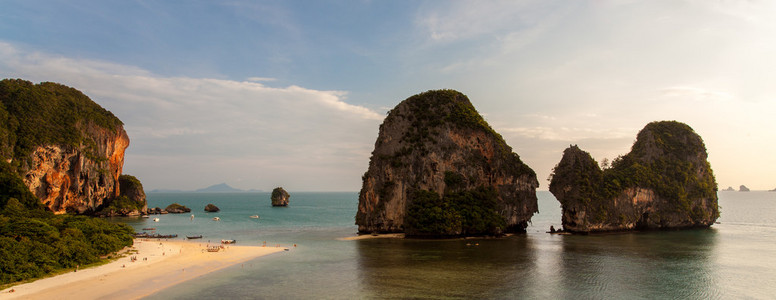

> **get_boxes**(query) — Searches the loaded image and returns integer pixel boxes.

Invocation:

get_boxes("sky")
[1,0,774,191]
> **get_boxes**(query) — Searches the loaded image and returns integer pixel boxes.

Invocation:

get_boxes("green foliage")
[165,203,189,211]
[101,195,144,212]
[118,174,143,193]
[405,186,506,237]
[0,160,42,211]
[405,190,461,236]
[0,78,122,169]
[0,195,134,285]
[444,171,465,189]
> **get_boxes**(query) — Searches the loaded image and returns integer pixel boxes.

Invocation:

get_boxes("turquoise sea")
[115,191,776,299]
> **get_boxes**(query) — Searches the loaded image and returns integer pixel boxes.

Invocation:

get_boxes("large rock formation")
[271,187,290,206]
[356,90,538,237]
[549,121,719,233]
[739,185,750,192]
[0,79,141,214]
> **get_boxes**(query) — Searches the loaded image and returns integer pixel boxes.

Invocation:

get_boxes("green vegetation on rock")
[0,79,123,170]
[405,186,506,237]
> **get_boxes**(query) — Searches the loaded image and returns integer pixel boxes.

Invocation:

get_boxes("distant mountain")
[148,189,185,193]
[195,183,244,193]
[148,184,264,193]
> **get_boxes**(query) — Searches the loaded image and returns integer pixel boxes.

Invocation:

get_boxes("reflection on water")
[142,191,776,299]
[356,236,537,298]
[353,230,720,299]
[558,229,718,299]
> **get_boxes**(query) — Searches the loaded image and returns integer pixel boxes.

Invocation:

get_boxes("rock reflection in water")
[355,236,538,298]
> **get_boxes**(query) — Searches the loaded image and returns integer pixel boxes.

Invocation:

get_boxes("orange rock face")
[22,126,129,214]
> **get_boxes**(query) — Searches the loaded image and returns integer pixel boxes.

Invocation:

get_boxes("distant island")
[739,185,750,192]
[149,183,263,193]
[722,186,735,192]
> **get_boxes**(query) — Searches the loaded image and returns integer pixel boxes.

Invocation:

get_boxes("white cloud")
[0,42,382,191]
[660,86,735,103]
[498,126,635,142]
[246,77,277,82]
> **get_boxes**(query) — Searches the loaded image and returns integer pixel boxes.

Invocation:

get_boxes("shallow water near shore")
[116,191,776,299]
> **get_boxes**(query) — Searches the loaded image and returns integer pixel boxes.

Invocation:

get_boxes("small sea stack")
[165,203,191,213]
[271,187,290,207]
[204,203,220,212]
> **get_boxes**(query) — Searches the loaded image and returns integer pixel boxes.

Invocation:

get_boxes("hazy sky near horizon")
[1,1,774,191]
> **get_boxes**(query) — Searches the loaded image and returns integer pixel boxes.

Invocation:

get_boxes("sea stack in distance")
[356,90,538,237]
[271,187,290,207]
[204,203,220,212]
[549,121,719,233]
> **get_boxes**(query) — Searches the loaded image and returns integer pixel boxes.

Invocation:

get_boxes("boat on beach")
[133,233,178,239]
[187,235,203,239]
[207,246,221,252]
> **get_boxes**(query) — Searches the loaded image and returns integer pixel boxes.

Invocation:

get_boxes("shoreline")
[0,239,286,299]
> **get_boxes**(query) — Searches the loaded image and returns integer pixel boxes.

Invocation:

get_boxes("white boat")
[212,217,220,221]
[249,215,259,219]
[153,218,159,222]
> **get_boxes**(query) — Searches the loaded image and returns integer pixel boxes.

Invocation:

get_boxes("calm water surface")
[115,191,776,299]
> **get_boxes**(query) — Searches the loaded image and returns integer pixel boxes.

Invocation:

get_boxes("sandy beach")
[0,239,286,299]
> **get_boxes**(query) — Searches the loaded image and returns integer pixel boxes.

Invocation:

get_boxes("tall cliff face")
[23,127,129,213]
[0,79,136,214]
[356,90,538,236]
[549,121,719,233]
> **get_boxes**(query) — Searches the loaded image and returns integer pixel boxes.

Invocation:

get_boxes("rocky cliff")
[549,121,719,233]
[0,79,138,214]
[356,90,538,237]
